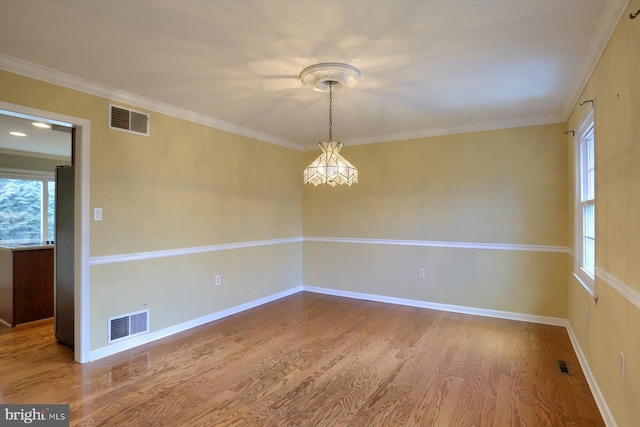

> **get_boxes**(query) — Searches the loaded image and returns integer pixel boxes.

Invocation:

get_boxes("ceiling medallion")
[299,62,361,92]
[301,63,360,187]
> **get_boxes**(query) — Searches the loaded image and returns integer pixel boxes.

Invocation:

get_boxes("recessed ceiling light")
[10,131,27,137]
[32,122,51,129]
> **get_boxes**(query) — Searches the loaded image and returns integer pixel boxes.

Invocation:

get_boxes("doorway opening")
[0,102,90,363]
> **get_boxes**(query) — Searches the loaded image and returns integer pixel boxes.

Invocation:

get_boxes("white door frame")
[1,101,90,363]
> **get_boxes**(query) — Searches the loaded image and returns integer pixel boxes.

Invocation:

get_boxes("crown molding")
[561,0,630,120]
[0,54,304,151]
[339,115,565,149]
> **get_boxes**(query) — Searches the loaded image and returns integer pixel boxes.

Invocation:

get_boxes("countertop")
[0,241,55,251]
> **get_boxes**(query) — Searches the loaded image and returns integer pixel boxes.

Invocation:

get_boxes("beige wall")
[304,125,568,245]
[0,70,304,351]
[304,123,570,318]
[304,242,568,317]
[565,2,640,426]
[90,112,302,256]
[90,243,302,350]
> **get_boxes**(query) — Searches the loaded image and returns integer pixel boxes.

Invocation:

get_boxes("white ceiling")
[0,113,72,159]
[0,0,628,151]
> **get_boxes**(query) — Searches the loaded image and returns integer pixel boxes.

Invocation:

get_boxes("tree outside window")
[0,175,55,242]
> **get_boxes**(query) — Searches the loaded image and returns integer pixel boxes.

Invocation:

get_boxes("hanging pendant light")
[301,63,359,187]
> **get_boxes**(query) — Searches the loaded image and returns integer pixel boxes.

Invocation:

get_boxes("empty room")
[0,1,638,426]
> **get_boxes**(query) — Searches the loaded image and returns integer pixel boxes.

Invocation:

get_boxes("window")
[574,111,595,294]
[0,169,55,242]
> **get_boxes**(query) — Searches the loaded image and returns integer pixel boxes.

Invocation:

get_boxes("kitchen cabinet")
[0,246,54,326]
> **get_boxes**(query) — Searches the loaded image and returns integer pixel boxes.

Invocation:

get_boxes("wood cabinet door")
[13,249,54,324]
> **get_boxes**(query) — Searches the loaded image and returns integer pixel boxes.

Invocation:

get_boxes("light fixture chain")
[302,63,358,186]
[329,84,333,142]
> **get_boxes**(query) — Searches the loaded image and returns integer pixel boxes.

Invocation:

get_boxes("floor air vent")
[109,104,149,136]
[556,359,573,376]
[108,309,149,343]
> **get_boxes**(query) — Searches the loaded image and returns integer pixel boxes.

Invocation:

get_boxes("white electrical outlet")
[620,352,625,377]
[419,268,425,278]
[215,275,221,286]
[585,306,589,323]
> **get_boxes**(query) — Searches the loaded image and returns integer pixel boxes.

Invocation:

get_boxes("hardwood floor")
[0,292,604,426]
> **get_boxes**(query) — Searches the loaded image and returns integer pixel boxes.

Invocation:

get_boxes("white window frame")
[0,167,56,243]
[573,111,596,297]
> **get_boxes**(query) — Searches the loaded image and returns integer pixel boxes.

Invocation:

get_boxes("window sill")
[573,272,598,303]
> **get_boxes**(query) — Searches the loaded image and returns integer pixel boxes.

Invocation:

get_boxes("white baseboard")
[302,285,568,326]
[88,286,302,361]
[565,324,618,427]
[0,317,12,328]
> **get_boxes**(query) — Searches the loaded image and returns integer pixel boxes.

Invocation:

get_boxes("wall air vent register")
[109,104,149,136]
[108,309,149,343]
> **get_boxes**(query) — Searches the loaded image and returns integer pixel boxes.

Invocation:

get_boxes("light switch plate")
[94,208,102,221]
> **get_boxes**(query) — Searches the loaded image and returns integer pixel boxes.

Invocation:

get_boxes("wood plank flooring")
[0,292,604,426]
